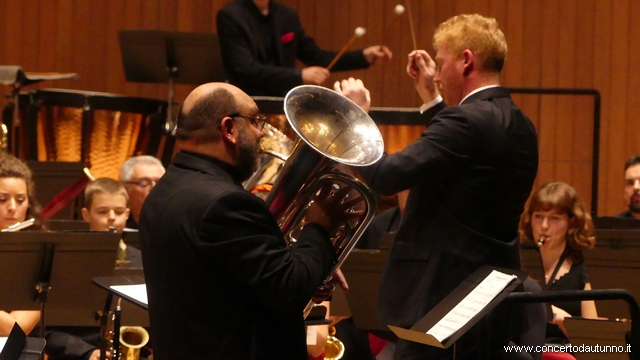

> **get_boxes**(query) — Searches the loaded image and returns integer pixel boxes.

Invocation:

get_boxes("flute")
[2,218,35,232]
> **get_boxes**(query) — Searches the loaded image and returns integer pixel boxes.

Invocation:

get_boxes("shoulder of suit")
[271,1,299,17]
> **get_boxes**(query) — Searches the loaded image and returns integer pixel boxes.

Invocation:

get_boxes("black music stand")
[0,231,121,340]
[0,323,45,360]
[118,30,226,134]
[27,161,85,220]
[338,249,388,330]
[519,243,555,321]
[388,266,526,351]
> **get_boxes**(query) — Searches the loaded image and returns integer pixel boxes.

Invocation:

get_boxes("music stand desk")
[18,338,46,360]
[0,231,120,327]
[93,275,147,310]
[0,326,45,360]
[92,276,331,326]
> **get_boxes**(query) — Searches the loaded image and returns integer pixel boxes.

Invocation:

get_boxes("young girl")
[0,153,43,335]
[519,182,598,344]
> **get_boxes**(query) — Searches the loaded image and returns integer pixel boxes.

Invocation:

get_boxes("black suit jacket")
[139,151,336,360]
[359,87,539,358]
[216,0,370,96]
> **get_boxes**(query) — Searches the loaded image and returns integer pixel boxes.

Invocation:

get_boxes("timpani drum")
[14,89,167,179]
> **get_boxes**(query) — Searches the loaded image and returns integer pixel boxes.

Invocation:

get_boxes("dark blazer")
[359,87,539,359]
[216,0,370,96]
[139,151,336,360]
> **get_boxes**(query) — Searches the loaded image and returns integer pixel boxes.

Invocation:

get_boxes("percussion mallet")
[403,1,418,52]
[326,27,367,72]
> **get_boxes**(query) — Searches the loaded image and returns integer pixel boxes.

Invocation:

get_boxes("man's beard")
[629,196,640,213]
[235,127,260,182]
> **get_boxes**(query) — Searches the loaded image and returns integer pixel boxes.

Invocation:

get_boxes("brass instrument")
[324,325,345,360]
[243,122,295,192]
[99,300,149,360]
[119,326,150,360]
[264,85,384,318]
[0,123,7,151]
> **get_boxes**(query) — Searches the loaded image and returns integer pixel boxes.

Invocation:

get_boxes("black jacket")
[216,0,370,96]
[139,151,336,360]
[359,87,539,359]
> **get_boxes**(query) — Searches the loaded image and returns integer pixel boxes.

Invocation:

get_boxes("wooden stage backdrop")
[0,0,638,216]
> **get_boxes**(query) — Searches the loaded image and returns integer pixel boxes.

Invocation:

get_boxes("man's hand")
[363,45,393,64]
[333,77,371,113]
[302,66,331,85]
[407,50,440,103]
[305,183,364,235]
[311,269,349,303]
[87,349,111,360]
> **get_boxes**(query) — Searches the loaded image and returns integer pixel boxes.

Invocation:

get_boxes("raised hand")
[407,50,440,103]
[333,77,371,113]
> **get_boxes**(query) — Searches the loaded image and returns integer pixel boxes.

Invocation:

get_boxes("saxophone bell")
[119,326,150,360]
[324,325,345,360]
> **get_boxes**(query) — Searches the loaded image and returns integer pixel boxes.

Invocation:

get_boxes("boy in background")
[81,178,140,269]
[82,178,130,233]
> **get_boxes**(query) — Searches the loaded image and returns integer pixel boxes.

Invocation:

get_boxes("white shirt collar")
[459,85,499,105]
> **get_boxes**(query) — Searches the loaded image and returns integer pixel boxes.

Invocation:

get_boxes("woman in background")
[519,182,598,344]
[0,153,43,335]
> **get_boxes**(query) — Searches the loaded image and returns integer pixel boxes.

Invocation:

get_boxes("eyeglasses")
[230,113,268,130]
[124,178,159,188]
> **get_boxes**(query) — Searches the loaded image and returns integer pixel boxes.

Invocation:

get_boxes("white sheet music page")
[427,270,517,342]
[110,284,148,305]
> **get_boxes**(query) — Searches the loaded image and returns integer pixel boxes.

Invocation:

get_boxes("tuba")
[264,85,384,317]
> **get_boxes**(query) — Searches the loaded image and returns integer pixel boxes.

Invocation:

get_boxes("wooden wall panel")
[0,0,638,216]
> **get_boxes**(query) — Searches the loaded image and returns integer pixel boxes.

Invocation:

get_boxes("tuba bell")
[264,85,384,317]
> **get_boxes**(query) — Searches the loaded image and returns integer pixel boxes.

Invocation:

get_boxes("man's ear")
[220,116,238,144]
[461,49,474,76]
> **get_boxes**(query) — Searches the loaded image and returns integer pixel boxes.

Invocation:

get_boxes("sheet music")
[0,336,6,352]
[110,284,148,305]
[427,270,517,342]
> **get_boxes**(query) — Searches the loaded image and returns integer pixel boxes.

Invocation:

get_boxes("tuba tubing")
[264,85,384,319]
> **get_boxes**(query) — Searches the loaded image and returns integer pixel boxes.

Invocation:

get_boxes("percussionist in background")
[216,0,392,96]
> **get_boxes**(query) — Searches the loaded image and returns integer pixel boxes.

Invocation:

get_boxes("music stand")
[564,318,631,360]
[339,249,388,330]
[388,266,526,350]
[118,30,226,134]
[0,231,121,339]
